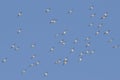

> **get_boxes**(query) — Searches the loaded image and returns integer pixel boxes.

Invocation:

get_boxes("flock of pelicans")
[0,0,120,79]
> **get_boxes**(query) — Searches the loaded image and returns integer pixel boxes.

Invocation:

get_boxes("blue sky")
[0,0,120,80]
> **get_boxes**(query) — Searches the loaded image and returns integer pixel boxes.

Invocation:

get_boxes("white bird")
[43,72,48,77]
[64,57,68,61]
[85,42,91,48]
[89,23,94,27]
[79,57,83,62]
[104,12,108,17]
[85,50,90,54]
[31,43,36,48]
[68,9,73,14]
[89,5,94,10]
[63,61,68,65]
[85,37,91,41]
[97,23,103,28]
[49,47,55,53]
[101,12,108,19]
[73,39,79,44]
[29,63,35,67]
[14,46,20,51]
[61,30,68,35]
[31,54,36,59]
[11,43,16,49]
[17,11,22,16]
[70,48,75,53]
[35,61,40,65]
[104,30,110,35]
[49,19,57,24]
[63,57,68,65]
[59,39,66,45]
[90,13,96,17]
[17,28,22,34]
[79,51,84,57]
[1,58,7,63]
[55,59,62,64]
[45,8,51,13]
[90,50,95,54]
[95,30,100,35]
[21,69,27,75]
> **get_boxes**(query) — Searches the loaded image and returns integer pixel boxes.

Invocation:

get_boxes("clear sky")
[0,0,120,80]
